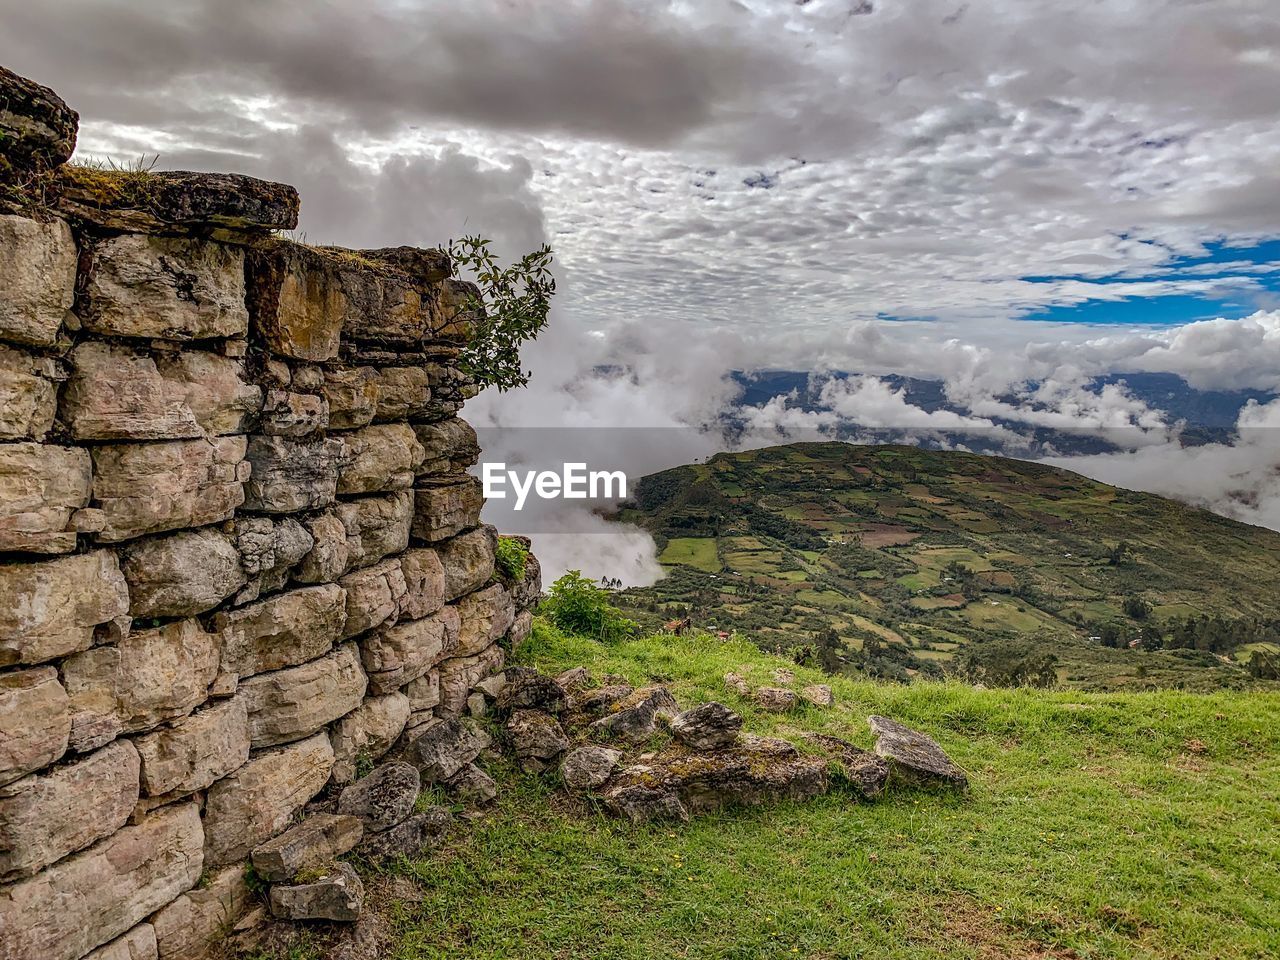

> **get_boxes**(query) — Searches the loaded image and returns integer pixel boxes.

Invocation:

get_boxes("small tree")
[448,235,555,392]
[539,571,638,643]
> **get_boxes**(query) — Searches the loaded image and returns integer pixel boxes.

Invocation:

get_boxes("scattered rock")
[559,745,622,792]
[571,683,634,716]
[868,716,968,789]
[600,783,690,825]
[359,805,452,860]
[555,666,591,693]
[446,763,497,804]
[269,862,364,922]
[251,814,364,882]
[752,687,798,713]
[801,684,834,708]
[466,692,487,718]
[773,668,795,685]
[589,687,679,745]
[723,672,750,695]
[506,710,569,771]
[401,717,491,783]
[495,669,567,715]
[472,673,506,701]
[669,702,742,752]
[800,732,890,799]
[337,761,420,833]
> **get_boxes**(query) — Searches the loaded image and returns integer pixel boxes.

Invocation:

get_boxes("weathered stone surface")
[670,702,743,752]
[232,515,313,601]
[81,234,248,341]
[91,436,248,542]
[437,644,505,718]
[560,745,623,792]
[0,215,77,348]
[337,760,420,832]
[403,670,441,713]
[133,697,250,798]
[0,667,69,786]
[368,366,432,422]
[269,862,363,923]
[252,815,363,882]
[800,733,890,800]
[401,717,491,783]
[801,683,834,707]
[454,584,515,657]
[259,388,326,437]
[589,687,679,745]
[83,925,157,960]
[216,583,347,679]
[723,672,750,696]
[0,802,203,960]
[600,785,689,825]
[245,243,346,362]
[473,673,507,701]
[506,710,569,771]
[753,687,798,713]
[0,65,78,177]
[411,477,483,543]
[0,441,91,553]
[241,434,344,513]
[496,669,568,715]
[466,692,487,719]
[413,418,479,477]
[554,667,590,694]
[361,806,452,863]
[203,732,334,866]
[61,342,202,441]
[336,423,424,495]
[360,605,459,695]
[572,683,634,717]
[398,546,447,620]
[508,609,534,649]
[154,350,262,436]
[320,367,378,430]
[436,525,496,601]
[511,545,542,609]
[329,692,411,784]
[297,492,413,582]
[0,740,139,880]
[62,618,220,749]
[0,551,129,667]
[240,644,367,748]
[150,864,252,960]
[868,716,968,789]
[446,762,497,804]
[296,513,350,583]
[0,344,60,440]
[339,559,407,639]
[121,528,246,618]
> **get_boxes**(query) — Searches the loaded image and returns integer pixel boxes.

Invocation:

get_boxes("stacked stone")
[0,65,538,960]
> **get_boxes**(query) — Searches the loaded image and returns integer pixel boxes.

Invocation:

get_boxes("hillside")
[612,442,1280,690]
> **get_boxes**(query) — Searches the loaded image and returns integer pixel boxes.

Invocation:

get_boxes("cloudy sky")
[4,0,1280,575]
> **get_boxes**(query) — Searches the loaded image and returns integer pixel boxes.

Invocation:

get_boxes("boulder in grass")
[867,715,968,789]
[445,762,497,804]
[401,717,490,783]
[360,805,452,860]
[669,702,742,752]
[800,732,890,800]
[752,687,797,713]
[336,761,420,833]
[494,668,566,715]
[268,862,363,922]
[801,684,834,708]
[506,709,569,772]
[559,745,622,792]
[589,687,679,745]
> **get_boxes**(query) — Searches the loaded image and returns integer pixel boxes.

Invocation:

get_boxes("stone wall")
[0,66,539,960]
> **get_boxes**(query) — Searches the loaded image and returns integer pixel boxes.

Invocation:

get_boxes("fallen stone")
[670,702,743,752]
[0,215,77,348]
[723,672,750,696]
[0,344,60,440]
[801,684,834,708]
[240,643,368,748]
[555,667,591,694]
[454,584,515,657]
[401,717,491,783]
[411,477,483,543]
[216,583,347,679]
[0,551,129,667]
[240,434,345,513]
[337,761,421,832]
[868,716,968,789]
[336,423,424,495]
[571,683,634,717]
[600,784,690,825]
[800,732,890,800]
[506,709,569,771]
[329,692,411,784]
[359,806,451,860]
[149,863,252,960]
[269,862,363,923]
[0,740,139,880]
[589,687,680,745]
[81,925,156,960]
[773,668,796,685]
[0,667,70,787]
[80,234,248,341]
[0,65,78,177]
[559,745,622,792]
[252,815,363,882]
[753,687,798,713]
[0,441,92,553]
[132,697,250,798]
[0,802,203,960]
[495,669,567,715]
[359,605,459,695]
[202,732,334,866]
[472,673,507,701]
[446,763,497,804]
[435,525,496,600]
[120,528,246,618]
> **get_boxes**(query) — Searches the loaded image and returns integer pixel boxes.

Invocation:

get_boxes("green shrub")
[539,571,638,643]
[495,536,529,583]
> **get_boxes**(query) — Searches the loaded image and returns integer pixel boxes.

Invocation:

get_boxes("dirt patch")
[913,898,1083,960]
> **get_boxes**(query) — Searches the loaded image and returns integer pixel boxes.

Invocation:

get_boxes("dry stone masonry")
[0,66,539,960]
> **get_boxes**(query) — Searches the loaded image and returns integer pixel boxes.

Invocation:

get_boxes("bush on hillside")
[540,571,638,643]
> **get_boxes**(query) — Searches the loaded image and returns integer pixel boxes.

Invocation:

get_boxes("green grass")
[382,621,1280,959]
[660,537,723,573]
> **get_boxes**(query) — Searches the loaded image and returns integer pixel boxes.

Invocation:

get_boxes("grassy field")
[379,622,1280,960]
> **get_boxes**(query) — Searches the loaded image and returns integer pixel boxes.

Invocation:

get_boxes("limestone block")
[259,388,327,437]
[454,584,515,658]
[268,862,363,922]
[202,732,333,866]
[81,234,248,341]
[91,437,248,542]
[83,925,157,960]
[60,341,204,441]
[0,66,77,175]
[329,692,411,784]
[369,366,432,421]
[154,350,262,435]
[335,422,424,495]
[215,583,347,679]
[232,515,313,601]
[0,802,204,960]
[339,559,407,639]
[413,417,480,477]
[120,528,246,618]
[509,609,534,648]
[149,864,251,960]
[240,643,367,748]
[0,441,92,553]
[320,367,377,430]
[0,344,60,440]
[240,434,344,513]
[297,492,412,582]
[436,278,480,342]
[245,243,345,362]
[411,476,483,543]
[250,815,362,883]
[337,262,437,348]
[0,215,77,348]
[0,667,70,786]
[0,550,129,667]
[402,669,440,713]
[437,644,505,719]
[401,717,490,783]
[360,605,460,695]
[295,513,350,583]
[436,525,496,600]
[337,761,419,832]
[398,546,447,620]
[132,697,250,798]
[62,619,220,749]
[0,739,139,880]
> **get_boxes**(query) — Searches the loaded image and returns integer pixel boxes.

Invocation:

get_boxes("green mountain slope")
[613,442,1280,690]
